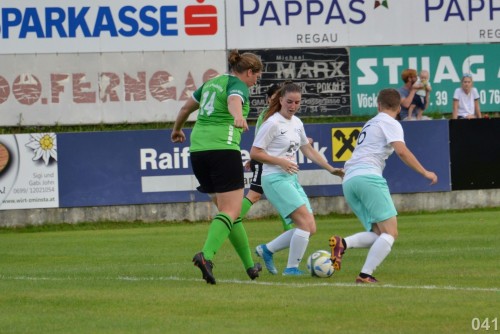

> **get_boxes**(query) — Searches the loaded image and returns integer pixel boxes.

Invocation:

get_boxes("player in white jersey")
[250,83,344,275]
[329,88,438,283]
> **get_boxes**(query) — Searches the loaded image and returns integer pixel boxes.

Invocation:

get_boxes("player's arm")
[299,144,344,178]
[171,98,199,143]
[391,141,437,185]
[250,146,299,174]
[228,95,249,131]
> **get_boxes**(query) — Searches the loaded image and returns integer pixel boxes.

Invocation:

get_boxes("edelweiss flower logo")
[374,0,389,9]
[25,133,58,165]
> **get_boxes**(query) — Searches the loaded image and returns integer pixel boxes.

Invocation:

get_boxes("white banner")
[0,0,226,54]
[0,134,59,210]
[227,0,500,49]
[0,51,226,125]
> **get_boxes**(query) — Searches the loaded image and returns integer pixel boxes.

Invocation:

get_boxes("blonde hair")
[228,49,263,74]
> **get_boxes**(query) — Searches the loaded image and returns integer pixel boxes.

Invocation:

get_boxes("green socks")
[202,212,233,260]
[228,217,255,270]
[240,197,254,219]
[281,215,293,231]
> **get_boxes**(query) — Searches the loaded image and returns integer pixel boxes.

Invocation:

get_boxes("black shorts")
[249,159,264,194]
[190,150,244,194]
[411,94,426,110]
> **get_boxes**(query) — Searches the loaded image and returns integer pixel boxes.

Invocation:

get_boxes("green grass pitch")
[0,208,498,333]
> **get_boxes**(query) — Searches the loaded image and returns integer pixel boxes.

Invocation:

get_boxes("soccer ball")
[307,250,335,278]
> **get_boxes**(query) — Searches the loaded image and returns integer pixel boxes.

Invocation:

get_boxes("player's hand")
[244,160,251,171]
[330,167,345,179]
[282,161,299,174]
[234,118,249,131]
[171,130,186,143]
[424,171,438,185]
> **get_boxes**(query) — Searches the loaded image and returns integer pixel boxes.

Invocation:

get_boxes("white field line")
[1,275,499,293]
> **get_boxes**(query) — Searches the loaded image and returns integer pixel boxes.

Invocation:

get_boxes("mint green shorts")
[342,175,397,231]
[262,173,312,226]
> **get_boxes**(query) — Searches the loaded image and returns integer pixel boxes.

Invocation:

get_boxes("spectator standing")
[398,69,422,121]
[408,70,432,120]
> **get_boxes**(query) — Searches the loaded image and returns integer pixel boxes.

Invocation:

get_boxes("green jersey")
[255,107,270,136]
[190,74,250,152]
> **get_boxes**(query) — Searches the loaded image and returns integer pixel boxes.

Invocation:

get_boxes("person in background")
[398,69,423,121]
[171,49,263,285]
[408,69,432,120]
[452,73,482,119]
[329,88,438,284]
[250,83,344,276]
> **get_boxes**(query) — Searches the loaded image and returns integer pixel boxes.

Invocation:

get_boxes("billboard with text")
[350,43,500,115]
[226,0,499,49]
[0,51,225,125]
[0,0,226,54]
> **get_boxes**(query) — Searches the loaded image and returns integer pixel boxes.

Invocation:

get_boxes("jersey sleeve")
[472,88,480,100]
[296,118,309,146]
[252,119,277,149]
[227,77,249,105]
[383,120,405,145]
[192,84,204,103]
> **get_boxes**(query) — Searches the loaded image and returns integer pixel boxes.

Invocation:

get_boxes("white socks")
[344,231,379,248]
[286,228,310,269]
[361,233,395,275]
[266,228,295,253]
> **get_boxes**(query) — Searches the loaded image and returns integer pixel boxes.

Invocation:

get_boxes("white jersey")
[344,112,404,182]
[453,87,479,118]
[416,78,431,97]
[252,112,309,176]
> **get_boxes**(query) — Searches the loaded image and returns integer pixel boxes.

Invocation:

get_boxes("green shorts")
[342,175,397,231]
[262,173,312,226]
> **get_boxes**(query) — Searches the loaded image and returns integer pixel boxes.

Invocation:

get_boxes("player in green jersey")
[171,50,263,284]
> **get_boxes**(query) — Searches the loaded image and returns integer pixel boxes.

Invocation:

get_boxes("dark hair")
[377,88,401,111]
[266,84,280,98]
[264,82,302,121]
[228,49,263,74]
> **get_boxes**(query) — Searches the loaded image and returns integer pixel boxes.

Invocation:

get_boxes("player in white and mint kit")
[329,88,438,284]
[171,50,263,284]
[251,83,344,276]
[240,84,293,231]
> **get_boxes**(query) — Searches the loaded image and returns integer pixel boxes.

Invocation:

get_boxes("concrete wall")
[1,189,498,228]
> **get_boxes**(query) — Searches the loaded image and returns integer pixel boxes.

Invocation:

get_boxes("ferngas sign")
[0,51,225,126]
[0,0,225,54]
[226,0,499,49]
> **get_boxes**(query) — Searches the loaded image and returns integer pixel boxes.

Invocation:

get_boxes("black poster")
[242,48,351,119]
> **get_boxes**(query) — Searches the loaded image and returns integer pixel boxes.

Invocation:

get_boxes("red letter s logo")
[185,1,218,36]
